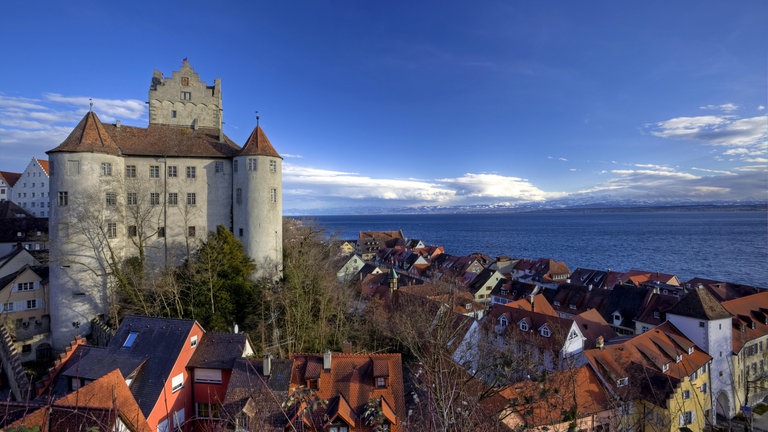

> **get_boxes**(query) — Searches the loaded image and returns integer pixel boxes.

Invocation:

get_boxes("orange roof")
[11,369,151,431]
[722,290,768,353]
[585,321,711,393]
[504,293,558,317]
[35,159,50,176]
[289,352,406,430]
[239,125,282,158]
[500,365,611,428]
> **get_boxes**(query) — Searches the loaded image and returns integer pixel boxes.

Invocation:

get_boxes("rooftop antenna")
[89,98,93,112]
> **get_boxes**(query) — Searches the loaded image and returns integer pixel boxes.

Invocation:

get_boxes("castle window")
[107,222,117,239]
[188,226,196,237]
[125,165,136,178]
[128,225,137,237]
[270,188,277,203]
[186,193,196,206]
[58,191,68,206]
[158,227,166,237]
[181,91,192,101]
[66,160,80,176]
[269,160,277,173]
[215,161,224,173]
[168,166,177,178]
[186,166,196,179]
[247,158,257,171]
[105,192,117,206]
[101,162,112,176]
[150,165,160,178]
[150,193,160,206]
[236,188,242,205]
[168,193,178,206]
[127,192,137,206]
[171,110,177,118]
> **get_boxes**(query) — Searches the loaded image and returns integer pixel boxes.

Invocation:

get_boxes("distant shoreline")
[293,202,768,218]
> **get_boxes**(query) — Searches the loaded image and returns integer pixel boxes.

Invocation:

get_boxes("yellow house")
[722,291,768,410]
[585,321,712,432]
[0,264,51,362]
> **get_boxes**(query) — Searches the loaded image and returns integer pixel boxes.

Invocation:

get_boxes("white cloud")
[699,103,738,112]
[690,167,736,176]
[280,153,303,159]
[44,93,146,122]
[650,115,767,147]
[758,105,765,111]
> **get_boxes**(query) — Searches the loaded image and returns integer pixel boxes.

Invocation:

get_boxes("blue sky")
[1,1,766,215]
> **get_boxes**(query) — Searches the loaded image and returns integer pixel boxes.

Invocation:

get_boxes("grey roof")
[187,332,249,370]
[599,284,650,328]
[222,357,292,427]
[56,316,198,417]
[666,286,732,320]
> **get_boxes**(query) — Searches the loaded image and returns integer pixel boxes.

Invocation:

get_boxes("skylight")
[123,331,139,347]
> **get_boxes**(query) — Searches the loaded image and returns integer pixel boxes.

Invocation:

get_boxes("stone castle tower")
[47,61,282,349]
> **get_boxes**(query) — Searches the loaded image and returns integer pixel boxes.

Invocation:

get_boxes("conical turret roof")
[48,111,121,156]
[238,126,281,158]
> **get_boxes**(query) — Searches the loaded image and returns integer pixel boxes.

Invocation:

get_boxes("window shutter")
[679,413,684,426]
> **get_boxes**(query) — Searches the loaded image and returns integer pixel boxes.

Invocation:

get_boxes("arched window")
[519,321,529,332]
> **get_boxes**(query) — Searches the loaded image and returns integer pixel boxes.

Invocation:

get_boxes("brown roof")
[48,111,244,158]
[0,171,22,186]
[721,290,768,353]
[239,125,282,158]
[573,308,618,348]
[585,322,711,396]
[666,286,731,320]
[289,352,406,430]
[500,365,611,428]
[48,111,121,155]
[11,369,151,431]
[505,293,559,317]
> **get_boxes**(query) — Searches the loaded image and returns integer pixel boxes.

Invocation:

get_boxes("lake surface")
[301,208,768,288]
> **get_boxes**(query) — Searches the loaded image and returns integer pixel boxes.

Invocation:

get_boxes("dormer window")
[519,321,529,332]
[662,363,669,372]
[569,304,576,310]
[687,346,694,355]
[307,379,318,390]
[676,354,682,363]
[616,377,628,387]
[540,327,551,337]
[499,316,508,328]
[190,335,198,348]
[554,301,561,306]
[653,311,660,319]
[376,377,387,388]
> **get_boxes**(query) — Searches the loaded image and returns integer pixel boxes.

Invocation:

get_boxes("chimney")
[323,349,332,371]
[263,353,271,377]
[529,294,535,312]
[596,335,605,351]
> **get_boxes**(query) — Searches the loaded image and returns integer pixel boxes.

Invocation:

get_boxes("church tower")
[148,59,222,130]
[233,124,283,279]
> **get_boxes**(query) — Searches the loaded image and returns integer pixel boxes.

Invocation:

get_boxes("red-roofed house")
[287,352,406,431]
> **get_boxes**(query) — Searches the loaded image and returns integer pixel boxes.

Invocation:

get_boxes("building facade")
[47,61,282,349]
[12,158,50,217]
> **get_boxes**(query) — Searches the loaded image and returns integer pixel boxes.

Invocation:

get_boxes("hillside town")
[0,61,766,432]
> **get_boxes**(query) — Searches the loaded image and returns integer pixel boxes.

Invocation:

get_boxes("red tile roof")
[48,111,246,158]
[721,290,768,353]
[239,125,282,158]
[35,159,50,176]
[289,352,406,431]
[0,171,22,186]
[49,111,122,155]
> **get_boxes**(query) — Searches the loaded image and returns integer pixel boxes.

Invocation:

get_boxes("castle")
[47,61,283,349]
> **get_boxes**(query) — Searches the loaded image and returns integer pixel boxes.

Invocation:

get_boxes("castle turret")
[233,125,283,279]
[47,110,125,349]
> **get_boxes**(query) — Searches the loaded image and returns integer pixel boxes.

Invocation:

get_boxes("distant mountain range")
[286,199,767,216]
